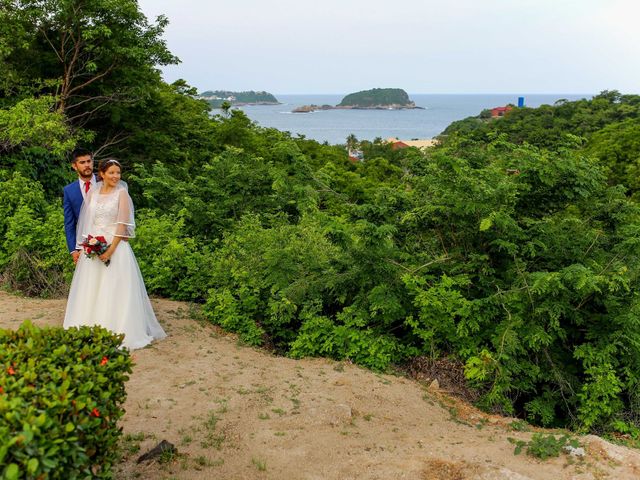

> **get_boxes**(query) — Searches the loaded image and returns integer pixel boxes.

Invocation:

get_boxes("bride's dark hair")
[98,158,122,174]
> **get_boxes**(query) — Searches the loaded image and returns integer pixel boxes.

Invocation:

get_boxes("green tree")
[585,118,640,199]
[0,96,85,155]
[2,0,177,125]
[345,133,358,150]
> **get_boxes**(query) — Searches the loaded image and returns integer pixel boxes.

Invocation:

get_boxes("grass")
[288,398,301,415]
[184,409,227,451]
[509,420,531,432]
[194,456,224,469]
[431,395,472,427]
[199,410,226,450]
[200,434,226,450]
[475,418,489,430]
[421,393,435,406]
[374,373,391,385]
[204,411,219,430]
[215,398,229,414]
[158,448,177,464]
[188,302,207,322]
[252,457,267,471]
[119,431,147,458]
[604,431,640,450]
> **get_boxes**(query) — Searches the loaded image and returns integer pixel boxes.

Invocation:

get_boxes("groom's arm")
[63,186,80,262]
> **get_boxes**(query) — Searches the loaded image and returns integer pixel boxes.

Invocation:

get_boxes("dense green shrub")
[202,210,411,369]
[585,118,640,199]
[0,321,133,479]
[202,138,640,431]
[203,213,348,348]
[133,210,215,301]
[0,172,72,296]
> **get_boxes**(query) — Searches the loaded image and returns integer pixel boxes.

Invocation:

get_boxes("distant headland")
[292,88,422,113]
[196,90,280,107]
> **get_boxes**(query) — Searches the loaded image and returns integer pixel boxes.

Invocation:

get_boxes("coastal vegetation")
[1,2,640,472]
[443,92,640,199]
[338,88,415,108]
[198,90,280,107]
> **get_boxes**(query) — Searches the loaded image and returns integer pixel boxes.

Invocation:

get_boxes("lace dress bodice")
[76,184,135,247]
[92,193,120,235]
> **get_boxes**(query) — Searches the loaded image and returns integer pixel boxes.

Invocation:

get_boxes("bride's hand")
[99,249,112,263]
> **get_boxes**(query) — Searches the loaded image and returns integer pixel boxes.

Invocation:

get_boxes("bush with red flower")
[0,321,133,478]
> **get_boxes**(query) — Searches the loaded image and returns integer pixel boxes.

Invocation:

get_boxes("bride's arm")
[99,236,122,263]
[99,189,134,263]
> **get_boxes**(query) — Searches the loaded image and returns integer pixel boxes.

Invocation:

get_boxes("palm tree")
[346,134,358,150]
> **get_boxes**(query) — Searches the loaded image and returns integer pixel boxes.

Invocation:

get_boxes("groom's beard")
[79,170,93,181]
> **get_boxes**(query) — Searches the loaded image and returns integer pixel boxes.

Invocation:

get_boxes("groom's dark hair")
[71,147,93,163]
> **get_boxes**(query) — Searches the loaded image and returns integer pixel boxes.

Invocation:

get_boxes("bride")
[63,158,166,349]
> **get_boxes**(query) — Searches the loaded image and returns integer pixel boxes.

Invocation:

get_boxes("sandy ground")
[2,290,640,480]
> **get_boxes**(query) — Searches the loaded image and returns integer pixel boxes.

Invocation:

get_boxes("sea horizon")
[230,93,594,145]
[269,92,595,96]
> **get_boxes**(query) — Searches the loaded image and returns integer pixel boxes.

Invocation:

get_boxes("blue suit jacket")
[63,178,94,253]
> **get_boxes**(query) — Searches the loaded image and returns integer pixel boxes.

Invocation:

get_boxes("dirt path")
[2,290,640,480]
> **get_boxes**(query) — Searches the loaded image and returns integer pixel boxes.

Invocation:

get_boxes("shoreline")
[292,103,423,113]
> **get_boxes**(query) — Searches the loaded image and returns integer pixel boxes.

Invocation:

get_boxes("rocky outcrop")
[292,102,423,113]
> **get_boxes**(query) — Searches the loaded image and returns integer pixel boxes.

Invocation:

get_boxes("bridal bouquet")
[81,235,111,266]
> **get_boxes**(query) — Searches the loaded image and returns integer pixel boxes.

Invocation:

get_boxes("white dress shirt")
[78,175,97,201]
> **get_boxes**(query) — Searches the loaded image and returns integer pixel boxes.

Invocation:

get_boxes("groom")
[63,148,97,264]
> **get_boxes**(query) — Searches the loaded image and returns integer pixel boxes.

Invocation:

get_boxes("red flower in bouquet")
[81,235,111,266]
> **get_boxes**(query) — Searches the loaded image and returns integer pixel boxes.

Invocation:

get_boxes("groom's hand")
[72,250,80,264]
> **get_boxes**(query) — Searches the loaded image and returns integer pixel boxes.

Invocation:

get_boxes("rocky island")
[292,88,422,113]
[197,90,280,107]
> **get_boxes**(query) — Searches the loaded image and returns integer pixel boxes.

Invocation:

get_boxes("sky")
[137,0,640,95]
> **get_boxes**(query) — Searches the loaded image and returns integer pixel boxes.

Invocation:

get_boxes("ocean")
[231,94,591,145]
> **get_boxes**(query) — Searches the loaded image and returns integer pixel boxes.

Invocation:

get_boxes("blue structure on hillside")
[518,96,525,107]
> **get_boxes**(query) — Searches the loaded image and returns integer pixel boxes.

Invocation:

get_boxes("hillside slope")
[1,291,639,480]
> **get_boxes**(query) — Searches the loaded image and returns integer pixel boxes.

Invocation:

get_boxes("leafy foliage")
[0,321,133,479]
[0,96,86,155]
[0,171,74,295]
[509,433,581,460]
[442,91,640,198]
[2,0,177,118]
[585,118,640,199]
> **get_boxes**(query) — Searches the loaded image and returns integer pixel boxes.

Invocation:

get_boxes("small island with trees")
[197,90,280,107]
[292,88,422,113]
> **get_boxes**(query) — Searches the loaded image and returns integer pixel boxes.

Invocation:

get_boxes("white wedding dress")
[63,183,166,349]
